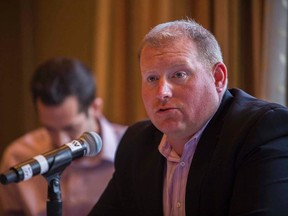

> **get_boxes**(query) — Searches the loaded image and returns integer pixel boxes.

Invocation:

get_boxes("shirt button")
[180,161,185,166]
[176,202,181,208]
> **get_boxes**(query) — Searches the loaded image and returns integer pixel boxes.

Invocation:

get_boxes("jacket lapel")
[185,90,233,215]
[134,127,165,215]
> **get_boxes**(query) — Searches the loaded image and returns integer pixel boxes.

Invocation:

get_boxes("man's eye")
[172,71,187,79]
[64,125,80,135]
[147,76,158,82]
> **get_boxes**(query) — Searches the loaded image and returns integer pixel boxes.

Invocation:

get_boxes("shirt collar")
[158,121,208,162]
[98,116,119,162]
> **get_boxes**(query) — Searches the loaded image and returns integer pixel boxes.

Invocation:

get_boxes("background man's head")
[30,57,102,147]
[31,57,96,114]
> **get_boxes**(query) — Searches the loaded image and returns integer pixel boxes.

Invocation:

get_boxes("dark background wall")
[0,0,97,158]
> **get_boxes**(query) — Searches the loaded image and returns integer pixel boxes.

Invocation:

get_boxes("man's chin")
[153,121,182,134]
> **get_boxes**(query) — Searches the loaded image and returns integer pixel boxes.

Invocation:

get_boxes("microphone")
[0,131,102,185]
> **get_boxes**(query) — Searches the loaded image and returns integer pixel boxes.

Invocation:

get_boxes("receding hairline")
[138,19,223,67]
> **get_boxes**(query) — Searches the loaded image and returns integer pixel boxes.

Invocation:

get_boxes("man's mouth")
[158,107,175,112]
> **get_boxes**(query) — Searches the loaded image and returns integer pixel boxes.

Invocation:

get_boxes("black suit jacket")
[89,89,288,216]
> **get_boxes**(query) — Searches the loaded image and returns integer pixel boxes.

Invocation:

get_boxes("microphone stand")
[45,173,63,216]
[43,149,73,216]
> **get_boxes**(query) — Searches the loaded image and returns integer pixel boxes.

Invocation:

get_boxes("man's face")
[37,96,96,148]
[140,38,226,142]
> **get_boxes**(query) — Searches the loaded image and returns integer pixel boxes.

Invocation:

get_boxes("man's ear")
[89,97,103,117]
[212,62,227,93]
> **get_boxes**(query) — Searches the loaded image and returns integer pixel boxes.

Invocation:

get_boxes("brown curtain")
[92,0,283,125]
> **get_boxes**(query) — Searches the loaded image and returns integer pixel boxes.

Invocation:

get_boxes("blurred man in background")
[0,57,127,216]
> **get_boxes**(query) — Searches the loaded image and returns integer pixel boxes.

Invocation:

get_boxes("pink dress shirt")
[159,126,206,216]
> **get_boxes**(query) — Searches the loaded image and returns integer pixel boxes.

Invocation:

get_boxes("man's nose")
[157,78,172,100]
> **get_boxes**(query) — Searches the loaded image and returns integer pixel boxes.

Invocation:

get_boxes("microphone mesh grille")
[81,131,102,156]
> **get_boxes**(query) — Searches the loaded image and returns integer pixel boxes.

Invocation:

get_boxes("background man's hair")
[30,57,96,113]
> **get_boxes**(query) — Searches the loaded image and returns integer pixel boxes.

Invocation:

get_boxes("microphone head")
[80,131,102,156]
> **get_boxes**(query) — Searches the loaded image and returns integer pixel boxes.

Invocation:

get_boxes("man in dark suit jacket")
[89,19,288,216]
